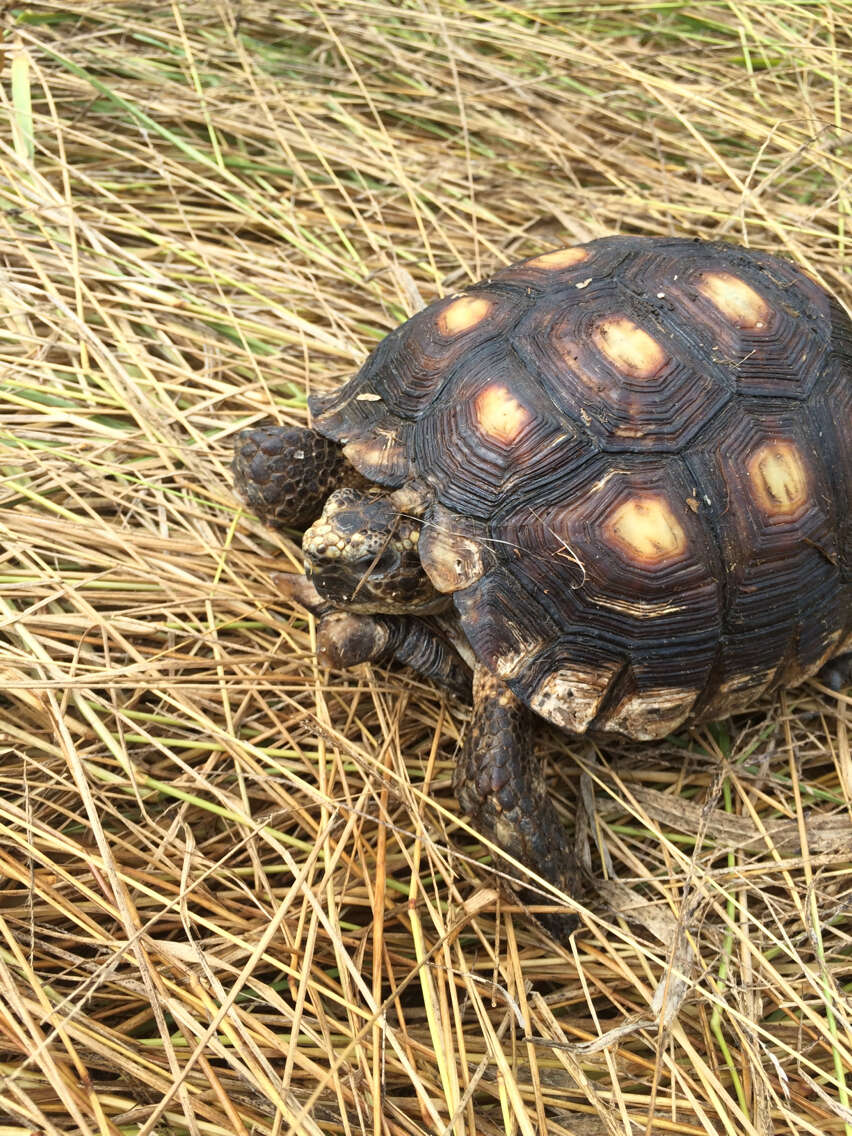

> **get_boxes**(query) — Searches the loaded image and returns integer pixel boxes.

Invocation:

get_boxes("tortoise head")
[303,488,443,613]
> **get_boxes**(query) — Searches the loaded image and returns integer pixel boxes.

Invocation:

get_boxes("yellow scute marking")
[604,495,687,563]
[747,441,809,514]
[697,272,769,328]
[474,384,530,443]
[439,295,491,335]
[526,246,589,269]
[593,316,667,378]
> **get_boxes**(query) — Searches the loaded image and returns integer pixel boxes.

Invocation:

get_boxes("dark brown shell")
[311,236,852,738]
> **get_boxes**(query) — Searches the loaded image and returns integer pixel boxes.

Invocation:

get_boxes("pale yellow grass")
[0,3,850,1135]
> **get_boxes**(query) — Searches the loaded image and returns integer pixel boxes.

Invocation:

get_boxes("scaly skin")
[454,664,581,938]
[303,487,442,613]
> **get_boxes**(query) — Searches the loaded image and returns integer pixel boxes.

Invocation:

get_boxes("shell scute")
[619,240,833,399]
[685,401,844,699]
[313,284,529,426]
[483,456,724,731]
[511,274,733,452]
[412,340,597,519]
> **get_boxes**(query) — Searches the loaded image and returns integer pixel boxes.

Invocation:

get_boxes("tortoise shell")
[310,236,851,739]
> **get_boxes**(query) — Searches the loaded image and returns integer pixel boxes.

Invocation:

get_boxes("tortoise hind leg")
[454,664,581,939]
[232,423,366,531]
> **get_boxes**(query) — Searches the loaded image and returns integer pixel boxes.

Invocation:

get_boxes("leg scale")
[232,423,366,530]
[454,664,581,939]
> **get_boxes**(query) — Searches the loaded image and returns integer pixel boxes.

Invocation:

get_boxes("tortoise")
[233,235,852,937]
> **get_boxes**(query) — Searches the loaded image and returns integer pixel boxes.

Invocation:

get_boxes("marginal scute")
[696,669,774,720]
[343,431,412,483]
[452,566,563,688]
[746,441,808,515]
[604,686,698,740]
[389,478,431,517]
[419,503,489,593]
[592,316,668,379]
[438,295,492,335]
[777,628,842,688]
[603,494,687,565]
[696,272,770,328]
[529,663,620,733]
[473,384,531,443]
[526,246,589,269]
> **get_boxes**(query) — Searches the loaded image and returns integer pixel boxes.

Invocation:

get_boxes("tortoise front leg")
[232,423,366,530]
[454,663,581,939]
[317,611,470,699]
[275,573,469,697]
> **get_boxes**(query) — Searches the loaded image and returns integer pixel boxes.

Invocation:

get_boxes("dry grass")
[0,2,850,1134]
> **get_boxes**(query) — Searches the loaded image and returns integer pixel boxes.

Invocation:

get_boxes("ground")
[0,4,850,1135]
